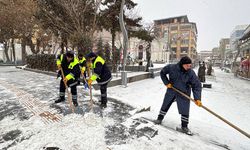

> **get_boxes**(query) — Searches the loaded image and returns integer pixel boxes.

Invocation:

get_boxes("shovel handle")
[172,87,250,139]
[60,68,74,113]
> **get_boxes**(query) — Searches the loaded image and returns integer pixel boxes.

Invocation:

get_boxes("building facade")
[238,25,250,78]
[239,25,250,58]
[154,15,198,62]
[219,38,230,60]
[211,47,221,66]
[230,25,249,53]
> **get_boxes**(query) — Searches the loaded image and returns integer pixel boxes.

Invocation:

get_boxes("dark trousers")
[158,96,189,128]
[198,75,206,83]
[100,83,108,104]
[59,79,78,102]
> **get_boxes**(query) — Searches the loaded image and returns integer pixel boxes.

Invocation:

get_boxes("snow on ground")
[0,66,250,150]
[0,113,110,150]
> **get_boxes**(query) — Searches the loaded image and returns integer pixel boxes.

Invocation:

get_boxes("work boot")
[154,114,164,125]
[176,126,193,136]
[73,100,78,107]
[100,97,107,108]
[154,119,162,125]
[55,97,65,103]
[100,103,107,109]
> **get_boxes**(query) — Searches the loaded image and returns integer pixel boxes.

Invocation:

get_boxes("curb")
[16,66,162,89]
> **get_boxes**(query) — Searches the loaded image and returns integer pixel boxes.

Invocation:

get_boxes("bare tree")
[36,0,102,54]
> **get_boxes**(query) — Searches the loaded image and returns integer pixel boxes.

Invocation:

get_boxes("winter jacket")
[160,62,202,115]
[198,66,206,77]
[90,56,112,85]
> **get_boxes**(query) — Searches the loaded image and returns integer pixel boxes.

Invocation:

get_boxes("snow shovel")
[172,86,250,139]
[60,68,75,113]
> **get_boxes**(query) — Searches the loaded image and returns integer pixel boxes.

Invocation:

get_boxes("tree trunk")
[111,30,117,73]
[10,41,13,62]
[61,35,68,54]
[26,36,36,54]
[146,43,151,72]
[60,41,64,54]
[3,41,10,62]
[41,41,46,54]
[11,39,16,63]
[36,39,41,54]
[21,39,27,64]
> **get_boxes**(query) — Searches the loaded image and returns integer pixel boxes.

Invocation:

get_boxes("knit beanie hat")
[66,51,74,58]
[180,56,192,65]
[85,52,97,59]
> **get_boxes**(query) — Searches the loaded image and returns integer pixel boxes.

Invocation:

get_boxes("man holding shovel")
[77,53,88,88]
[56,51,81,107]
[86,52,112,108]
[155,56,202,135]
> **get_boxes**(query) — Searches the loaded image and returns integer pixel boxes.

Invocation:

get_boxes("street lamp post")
[119,0,128,87]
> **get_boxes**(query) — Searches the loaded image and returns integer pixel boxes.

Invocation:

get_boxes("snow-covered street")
[0,66,250,150]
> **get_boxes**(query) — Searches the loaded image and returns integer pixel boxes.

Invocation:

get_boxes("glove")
[195,100,202,107]
[88,79,93,86]
[166,83,173,88]
[63,78,68,84]
[57,64,62,70]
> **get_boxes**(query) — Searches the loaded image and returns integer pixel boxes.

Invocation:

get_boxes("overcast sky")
[133,0,250,52]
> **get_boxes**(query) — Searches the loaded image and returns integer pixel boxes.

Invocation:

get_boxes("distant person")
[198,61,206,82]
[155,56,202,135]
[198,61,201,67]
[207,63,213,75]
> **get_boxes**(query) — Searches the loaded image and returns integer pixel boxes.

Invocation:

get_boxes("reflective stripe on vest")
[79,57,86,63]
[68,57,79,69]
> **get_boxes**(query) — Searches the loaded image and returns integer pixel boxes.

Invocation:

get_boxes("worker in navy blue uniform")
[78,53,87,77]
[86,52,112,108]
[56,51,80,107]
[77,53,88,87]
[155,56,202,134]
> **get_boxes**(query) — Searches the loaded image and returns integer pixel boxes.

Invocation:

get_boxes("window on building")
[170,25,178,31]
[181,18,185,23]
[181,39,189,45]
[181,32,189,39]
[180,24,191,30]
[163,30,168,39]
[181,47,188,53]
[171,48,177,53]
[170,33,178,44]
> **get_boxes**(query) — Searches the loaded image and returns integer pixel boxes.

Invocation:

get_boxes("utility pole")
[119,0,128,87]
